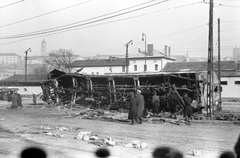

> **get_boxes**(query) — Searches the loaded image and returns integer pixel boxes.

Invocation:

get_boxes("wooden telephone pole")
[206,0,214,118]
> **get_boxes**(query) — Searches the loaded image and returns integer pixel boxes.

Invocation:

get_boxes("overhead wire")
[0,0,24,9]
[0,0,205,45]
[0,0,169,39]
[0,0,95,28]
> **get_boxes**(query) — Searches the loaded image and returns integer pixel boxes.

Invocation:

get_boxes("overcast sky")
[0,0,239,58]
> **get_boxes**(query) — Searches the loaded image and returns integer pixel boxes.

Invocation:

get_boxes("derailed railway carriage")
[42,69,220,113]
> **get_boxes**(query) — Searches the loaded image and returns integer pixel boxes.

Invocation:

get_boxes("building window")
[221,81,227,85]
[235,81,240,85]
[122,66,125,72]
[134,65,137,71]
[144,65,147,71]
[91,72,94,75]
[109,67,112,72]
[155,64,158,71]
[96,72,99,75]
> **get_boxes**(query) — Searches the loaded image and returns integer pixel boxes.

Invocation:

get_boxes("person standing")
[182,92,193,122]
[11,91,18,109]
[168,90,179,119]
[17,91,23,109]
[32,92,37,106]
[127,91,138,125]
[136,89,144,124]
[152,91,160,116]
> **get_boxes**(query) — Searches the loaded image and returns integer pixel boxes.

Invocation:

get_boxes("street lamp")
[24,48,31,82]
[124,40,133,74]
[142,33,147,72]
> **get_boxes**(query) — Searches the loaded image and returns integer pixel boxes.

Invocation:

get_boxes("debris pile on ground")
[124,140,147,149]
[45,132,64,138]
[62,107,129,122]
[214,110,240,121]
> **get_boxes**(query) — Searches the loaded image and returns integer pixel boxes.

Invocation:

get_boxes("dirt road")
[0,99,239,158]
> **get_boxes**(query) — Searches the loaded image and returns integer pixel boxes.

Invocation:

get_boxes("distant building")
[0,53,21,64]
[161,61,240,99]
[233,47,240,62]
[41,39,47,56]
[69,44,176,75]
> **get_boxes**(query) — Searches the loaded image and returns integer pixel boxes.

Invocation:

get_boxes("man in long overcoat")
[136,89,144,124]
[11,91,19,109]
[127,91,138,125]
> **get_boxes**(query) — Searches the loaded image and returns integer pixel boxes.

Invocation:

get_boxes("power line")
[0,0,24,9]
[0,0,204,43]
[0,0,169,39]
[0,0,94,28]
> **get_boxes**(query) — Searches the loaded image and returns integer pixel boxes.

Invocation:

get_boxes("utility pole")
[124,40,133,74]
[24,48,31,82]
[206,0,214,118]
[218,18,222,110]
[142,33,147,72]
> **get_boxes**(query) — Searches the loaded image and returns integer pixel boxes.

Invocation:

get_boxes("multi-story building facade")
[0,53,21,64]
[69,44,176,75]
[233,47,240,62]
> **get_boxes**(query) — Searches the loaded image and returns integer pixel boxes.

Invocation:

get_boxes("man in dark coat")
[152,91,160,116]
[136,89,145,124]
[11,91,19,109]
[182,92,193,122]
[168,90,179,119]
[127,91,138,125]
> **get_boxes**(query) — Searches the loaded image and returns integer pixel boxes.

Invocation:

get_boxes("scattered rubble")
[193,150,202,156]
[124,140,148,149]
[46,132,64,138]
[0,118,5,121]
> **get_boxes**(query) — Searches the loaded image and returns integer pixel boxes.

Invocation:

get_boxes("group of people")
[7,91,38,109]
[127,89,145,125]
[7,90,23,109]
[128,85,199,123]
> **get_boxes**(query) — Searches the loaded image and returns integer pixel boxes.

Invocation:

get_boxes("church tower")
[41,39,47,56]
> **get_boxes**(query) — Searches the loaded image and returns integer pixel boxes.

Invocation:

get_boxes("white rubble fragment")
[0,118,5,121]
[77,131,91,140]
[193,150,201,156]
[82,135,90,141]
[131,140,140,145]
[46,132,53,136]
[58,127,69,131]
[125,143,133,148]
[107,140,116,146]
[140,142,148,149]
[90,136,99,140]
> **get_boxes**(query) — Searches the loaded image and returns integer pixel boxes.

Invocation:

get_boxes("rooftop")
[68,57,127,68]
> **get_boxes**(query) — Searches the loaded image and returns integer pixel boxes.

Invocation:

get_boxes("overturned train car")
[42,70,220,112]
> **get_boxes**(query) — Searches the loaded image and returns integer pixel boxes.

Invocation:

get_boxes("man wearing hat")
[127,91,138,125]
[136,89,144,124]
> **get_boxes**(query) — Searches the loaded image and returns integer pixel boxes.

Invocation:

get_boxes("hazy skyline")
[0,0,240,58]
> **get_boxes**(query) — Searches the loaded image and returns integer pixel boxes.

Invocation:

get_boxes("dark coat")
[12,93,19,107]
[168,92,179,113]
[33,94,37,102]
[183,96,193,117]
[128,97,138,120]
[136,93,145,118]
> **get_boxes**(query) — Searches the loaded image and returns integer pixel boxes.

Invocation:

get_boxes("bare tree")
[45,49,76,73]
[33,64,49,75]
